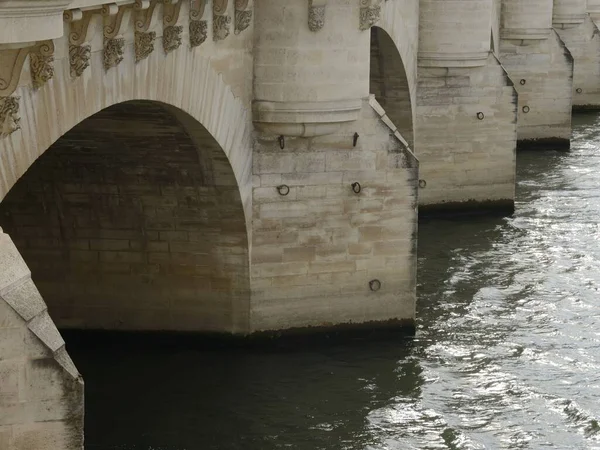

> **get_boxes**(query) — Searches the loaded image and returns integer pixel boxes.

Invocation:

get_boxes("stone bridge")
[0,0,598,448]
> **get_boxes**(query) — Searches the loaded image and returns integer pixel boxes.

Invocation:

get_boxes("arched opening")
[0,100,250,334]
[369,26,414,147]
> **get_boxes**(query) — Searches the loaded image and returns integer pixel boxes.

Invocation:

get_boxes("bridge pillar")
[553,0,600,109]
[498,0,573,149]
[250,0,418,331]
[415,0,517,214]
[0,228,83,450]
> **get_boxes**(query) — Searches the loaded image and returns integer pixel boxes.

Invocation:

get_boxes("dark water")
[67,113,600,449]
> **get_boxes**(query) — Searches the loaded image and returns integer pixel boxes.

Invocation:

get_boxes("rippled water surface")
[67,113,600,449]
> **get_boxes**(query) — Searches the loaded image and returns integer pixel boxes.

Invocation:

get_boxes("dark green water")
[66,113,600,449]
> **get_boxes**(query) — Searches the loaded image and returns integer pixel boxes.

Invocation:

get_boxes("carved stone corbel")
[134,0,159,62]
[30,41,55,89]
[359,0,381,31]
[0,96,21,138]
[102,3,128,70]
[163,0,183,52]
[64,9,94,78]
[134,0,159,33]
[0,47,29,97]
[213,0,232,41]
[190,0,208,47]
[308,0,326,32]
[234,0,252,35]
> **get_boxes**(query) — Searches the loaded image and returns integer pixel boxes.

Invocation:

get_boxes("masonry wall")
[555,16,600,109]
[370,26,413,147]
[0,229,83,450]
[249,100,418,332]
[0,101,249,333]
[499,31,574,148]
[415,55,518,213]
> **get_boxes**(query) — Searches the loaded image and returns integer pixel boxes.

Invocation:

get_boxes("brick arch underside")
[0,100,250,334]
[370,26,414,148]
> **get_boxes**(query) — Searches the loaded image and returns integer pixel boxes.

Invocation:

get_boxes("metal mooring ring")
[369,279,382,292]
[477,112,485,120]
[351,182,362,194]
[277,185,290,196]
[522,106,530,113]
[419,179,427,188]
[576,88,583,94]
[520,79,526,85]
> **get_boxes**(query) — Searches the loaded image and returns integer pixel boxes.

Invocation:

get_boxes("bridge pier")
[0,228,83,450]
[498,0,574,150]
[415,0,517,214]
[553,0,600,110]
[250,0,418,331]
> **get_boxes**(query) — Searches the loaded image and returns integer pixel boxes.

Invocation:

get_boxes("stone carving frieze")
[308,0,326,32]
[0,96,21,138]
[65,9,94,78]
[69,45,91,78]
[214,0,231,40]
[30,41,55,89]
[190,20,208,47]
[104,38,125,70]
[359,0,381,30]
[135,31,156,62]
[234,0,252,35]
[190,0,208,47]
[163,26,183,53]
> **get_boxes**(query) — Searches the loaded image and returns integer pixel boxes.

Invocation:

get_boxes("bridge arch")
[0,50,253,335]
[370,1,418,148]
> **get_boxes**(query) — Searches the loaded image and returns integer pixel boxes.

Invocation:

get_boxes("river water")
[66,112,600,449]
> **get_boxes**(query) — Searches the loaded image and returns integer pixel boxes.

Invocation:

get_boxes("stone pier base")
[0,229,83,450]
[500,31,574,150]
[555,16,600,110]
[415,55,518,214]
[249,99,418,331]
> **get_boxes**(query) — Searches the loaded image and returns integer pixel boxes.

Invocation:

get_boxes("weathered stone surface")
[1,279,46,322]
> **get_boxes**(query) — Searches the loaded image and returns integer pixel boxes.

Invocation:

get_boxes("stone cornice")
[0,0,73,44]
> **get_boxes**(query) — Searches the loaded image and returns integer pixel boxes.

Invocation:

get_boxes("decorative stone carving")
[308,0,326,32]
[135,31,156,62]
[64,9,95,46]
[163,0,183,27]
[69,45,91,78]
[65,9,94,77]
[359,0,381,31]
[213,0,232,40]
[190,20,208,47]
[163,26,183,53]
[234,0,252,35]
[0,47,29,97]
[103,38,125,70]
[213,15,232,41]
[102,3,130,39]
[0,96,21,138]
[190,0,208,47]
[134,0,159,32]
[30,41,55,89]
[102,4,128,70]
[190,0,208,20]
